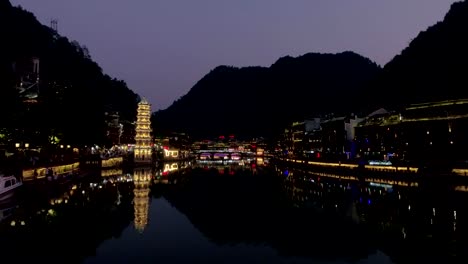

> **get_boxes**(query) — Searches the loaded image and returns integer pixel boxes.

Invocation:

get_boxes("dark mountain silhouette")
[154,1,468,139]
[0,1,138,146]
[368,0,468,109]
[153,52,381,139]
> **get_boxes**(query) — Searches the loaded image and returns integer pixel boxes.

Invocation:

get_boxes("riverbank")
[275,157,468,179]
[21,156,126,182]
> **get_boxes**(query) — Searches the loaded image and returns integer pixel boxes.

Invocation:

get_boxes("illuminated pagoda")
[134,98,152,163]
[133,167,152,233]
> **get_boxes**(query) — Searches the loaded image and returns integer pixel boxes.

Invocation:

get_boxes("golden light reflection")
[164,163,179,172]
[282,158,418,172]
[454,185,468,192]
[256,158,264,166]
[101,169,123,177]
[133,167,151,233]
[22,162,79,181]
[101,157,123,168]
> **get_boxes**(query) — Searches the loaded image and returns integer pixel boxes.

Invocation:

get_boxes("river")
[0,159,466,263]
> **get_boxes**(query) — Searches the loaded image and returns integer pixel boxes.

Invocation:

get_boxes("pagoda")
[134,98,152,163]
[133,167,151,233]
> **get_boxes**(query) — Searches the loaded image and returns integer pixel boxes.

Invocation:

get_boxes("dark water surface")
[1,161,467,263]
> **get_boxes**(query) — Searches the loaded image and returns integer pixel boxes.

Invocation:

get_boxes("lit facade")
[134,98,152,162]
[133,167,152,233]
[163,148,179,159]
[356,100,468,167]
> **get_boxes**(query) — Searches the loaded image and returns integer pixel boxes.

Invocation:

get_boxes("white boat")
[0,175,22,201]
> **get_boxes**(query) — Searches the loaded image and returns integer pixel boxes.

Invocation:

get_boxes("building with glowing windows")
[134,98,152,163]
[355,100,468,169]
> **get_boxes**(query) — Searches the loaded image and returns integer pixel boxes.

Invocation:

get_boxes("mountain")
[0,1,139,146]
[153,52,381,139]
[372,0,468,108]
[154,1,468,139]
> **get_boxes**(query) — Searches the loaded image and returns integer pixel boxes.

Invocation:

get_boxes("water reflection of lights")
[195,158,267,168]
[101,169,123,177]
[132,167,151,233]
[194,159,259,171]
[256,158,264,166]
[1,170,142,233]
[369,182,393,189]
[319,170,467,242]
[196,160,241,164]
[154,177,169,184]
[283,158,420,173]
[454,185,468,192]
[50,198,68,205]
[164,163,179,172]
[288,169,419,188]
[365,178,418,187]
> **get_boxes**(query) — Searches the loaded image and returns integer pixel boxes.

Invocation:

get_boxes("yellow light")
[25,143,29,148]
[15,143,20,148]
[60,145,64,148]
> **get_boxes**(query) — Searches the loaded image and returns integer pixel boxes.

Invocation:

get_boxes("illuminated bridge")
[193,149,255,160]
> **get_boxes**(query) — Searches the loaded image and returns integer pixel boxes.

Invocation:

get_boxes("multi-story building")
[313,111,384,161]
[105,111,121,146]
[165,132,191,151]
[280,112,380,161]
[282,121,306,157]
[320,115,347,160]
[120,121,135,145]
[301,119,322,158]
[356,100,468,168]
[355,110,398,161]
[277,100,468,169]
[134,98,152,163]
[15,57,40,103]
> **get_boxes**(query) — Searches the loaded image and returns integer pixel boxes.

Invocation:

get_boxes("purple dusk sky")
[11,0,458,110]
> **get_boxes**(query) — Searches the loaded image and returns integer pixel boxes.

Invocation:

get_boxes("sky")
[11,0,459,110]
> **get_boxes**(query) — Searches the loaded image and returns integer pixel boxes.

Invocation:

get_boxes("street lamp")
[25,143,29,148]
[15,143,20,148]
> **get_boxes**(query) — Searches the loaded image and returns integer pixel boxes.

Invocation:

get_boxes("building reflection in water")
[0,172,135,263]
[152,162,191,184]
[193,157,269,175]
[101,168,123,178]
[133,167,152,233]
[4,160,468,262]
[278,166,468,260]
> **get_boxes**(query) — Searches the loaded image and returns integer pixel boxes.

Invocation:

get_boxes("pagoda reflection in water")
[133,167,152,233]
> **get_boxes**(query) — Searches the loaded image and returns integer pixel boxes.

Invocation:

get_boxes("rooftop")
[406,99,468,111]
[139,97,150,105]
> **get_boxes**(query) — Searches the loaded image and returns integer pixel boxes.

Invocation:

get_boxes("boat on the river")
[0,175,22,201]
